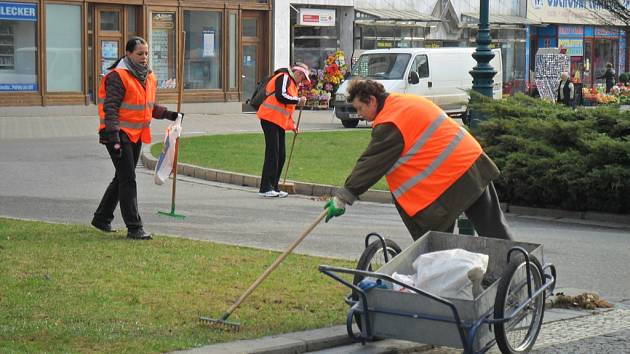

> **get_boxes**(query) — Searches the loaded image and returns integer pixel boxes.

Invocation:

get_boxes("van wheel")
[342,119,359,128]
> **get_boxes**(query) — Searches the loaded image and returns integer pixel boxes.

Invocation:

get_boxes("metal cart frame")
[319,231,557,354]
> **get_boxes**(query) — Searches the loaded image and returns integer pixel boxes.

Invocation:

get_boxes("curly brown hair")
[347,79,386,104]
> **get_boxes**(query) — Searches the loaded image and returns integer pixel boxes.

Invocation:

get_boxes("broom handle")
[170,31,186,212]
[223,209,327,316]
[282,105,303,185]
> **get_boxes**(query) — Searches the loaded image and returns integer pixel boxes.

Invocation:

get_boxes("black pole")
[468,0,497,131]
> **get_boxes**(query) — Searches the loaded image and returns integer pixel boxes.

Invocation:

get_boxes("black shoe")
[91,219,116,233]
[127,228,152,240]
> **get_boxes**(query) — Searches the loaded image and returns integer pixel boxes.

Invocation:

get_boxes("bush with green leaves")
[469,93,630,214]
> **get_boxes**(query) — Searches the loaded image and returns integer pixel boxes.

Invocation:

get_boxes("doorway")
[90,5,142,103]
[241,11,266,102]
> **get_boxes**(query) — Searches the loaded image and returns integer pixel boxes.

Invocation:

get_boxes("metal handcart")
[319,231,557,354]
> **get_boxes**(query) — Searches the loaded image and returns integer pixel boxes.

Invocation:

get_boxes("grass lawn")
[0,218,355,353]
[152,130,389,191]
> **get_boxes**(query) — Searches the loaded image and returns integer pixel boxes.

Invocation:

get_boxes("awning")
[461,12,540,26]
[355,8,441,23]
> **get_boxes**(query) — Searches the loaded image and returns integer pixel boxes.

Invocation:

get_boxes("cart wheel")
[353,238,402,286]
[494,258,545,354]
[351,239,402,331]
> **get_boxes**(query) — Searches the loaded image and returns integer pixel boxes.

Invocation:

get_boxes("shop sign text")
[0,2,37,21]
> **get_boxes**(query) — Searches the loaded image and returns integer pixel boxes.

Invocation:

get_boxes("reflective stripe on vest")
[374,94,482,216]
[97,68,157,144]
[256,71,297,131]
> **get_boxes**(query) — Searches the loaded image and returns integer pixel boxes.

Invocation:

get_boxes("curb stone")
[142,144,630,227]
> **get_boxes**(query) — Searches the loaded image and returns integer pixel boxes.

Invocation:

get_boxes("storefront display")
[0,1,38,92]
[183,10,222,90]
[291,7,339,71]
[150,12,176,89]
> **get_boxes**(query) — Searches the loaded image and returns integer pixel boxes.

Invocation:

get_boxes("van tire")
[341,119,359,128]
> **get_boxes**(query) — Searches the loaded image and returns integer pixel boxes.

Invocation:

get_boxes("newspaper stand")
[319,231,557,354]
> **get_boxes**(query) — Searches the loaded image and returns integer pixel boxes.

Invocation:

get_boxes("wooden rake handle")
[224,209,327,316]
[282,105,304,185]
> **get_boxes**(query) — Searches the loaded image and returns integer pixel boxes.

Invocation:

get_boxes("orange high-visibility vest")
[374,94,483,216]
[257,72,297,131]
[98,68,157,144]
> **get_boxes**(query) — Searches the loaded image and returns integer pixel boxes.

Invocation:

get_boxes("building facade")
[527,0,628,89]
[0,0,271,108]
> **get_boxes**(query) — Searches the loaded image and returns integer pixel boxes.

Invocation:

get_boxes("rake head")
[199,313,241,331]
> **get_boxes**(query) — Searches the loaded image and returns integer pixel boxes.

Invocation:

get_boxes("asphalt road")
[1,112,628,305]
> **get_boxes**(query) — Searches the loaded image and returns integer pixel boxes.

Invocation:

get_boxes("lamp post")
[468,0,497,130]
[459,0,496,236]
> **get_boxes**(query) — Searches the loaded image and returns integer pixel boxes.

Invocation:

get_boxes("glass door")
[241,12,264,101]
[94,6,123,99]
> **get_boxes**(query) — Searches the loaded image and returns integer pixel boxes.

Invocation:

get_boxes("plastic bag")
[412,248,488,300]
[154,114,183,185]
[392,272,415,293]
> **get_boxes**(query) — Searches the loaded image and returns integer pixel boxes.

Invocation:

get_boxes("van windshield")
[350,53,411,80]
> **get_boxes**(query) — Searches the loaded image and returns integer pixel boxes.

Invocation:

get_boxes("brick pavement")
[406,308,630,353]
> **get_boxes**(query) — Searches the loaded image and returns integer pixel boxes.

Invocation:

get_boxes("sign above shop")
[528,0,627,25]
[299,8,335,27]
[0,2,37,21]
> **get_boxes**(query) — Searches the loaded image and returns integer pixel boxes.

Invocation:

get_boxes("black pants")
[259,119,286,193]
[93,131,143,231]
[398,182,513,241]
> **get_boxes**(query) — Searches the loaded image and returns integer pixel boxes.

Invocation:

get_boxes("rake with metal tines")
[199,209,328,331]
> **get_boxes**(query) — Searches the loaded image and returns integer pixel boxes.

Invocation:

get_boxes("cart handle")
[318,264,469,346]
[364,232,390,263]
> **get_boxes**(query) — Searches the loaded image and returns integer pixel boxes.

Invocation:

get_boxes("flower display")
[298,50,349,108]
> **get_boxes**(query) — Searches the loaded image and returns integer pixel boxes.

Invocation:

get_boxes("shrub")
[470,93,630,214]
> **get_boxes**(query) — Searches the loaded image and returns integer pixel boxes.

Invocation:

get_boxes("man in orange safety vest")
[324,79,513,241]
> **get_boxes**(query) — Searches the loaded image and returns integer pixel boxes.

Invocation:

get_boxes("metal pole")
[468,0,497,131]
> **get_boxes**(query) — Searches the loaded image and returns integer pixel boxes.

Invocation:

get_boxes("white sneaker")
[277,191,289,198]
[258,190,280,198]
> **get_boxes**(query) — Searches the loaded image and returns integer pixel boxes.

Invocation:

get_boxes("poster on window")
[202,30,215,57]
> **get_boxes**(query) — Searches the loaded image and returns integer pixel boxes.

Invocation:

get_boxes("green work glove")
[324,196,346,223]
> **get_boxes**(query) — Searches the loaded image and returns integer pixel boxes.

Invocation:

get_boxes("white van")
[334,47,503,128]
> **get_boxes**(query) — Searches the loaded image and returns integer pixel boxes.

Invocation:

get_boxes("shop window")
[243,18,257,38]
[100,11,119,32]
[291,9,339,71]
[46,4,82,92]
[0,3,38,92]
[183,10,222,90]
[150,11,177,89]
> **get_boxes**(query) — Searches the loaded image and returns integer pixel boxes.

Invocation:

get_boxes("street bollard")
[457,215,476,236]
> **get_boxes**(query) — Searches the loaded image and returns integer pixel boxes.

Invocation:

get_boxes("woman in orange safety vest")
[324,79,513,241]
[256,63,310,198]
[92,37,182,240]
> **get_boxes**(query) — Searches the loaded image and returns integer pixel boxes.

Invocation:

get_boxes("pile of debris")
[551,292,614,310]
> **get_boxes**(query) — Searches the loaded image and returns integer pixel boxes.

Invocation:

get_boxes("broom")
[279,104,304,194]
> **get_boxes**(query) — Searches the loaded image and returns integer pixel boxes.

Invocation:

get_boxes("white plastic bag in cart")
[154,114,183,185]
[412,248,488,300]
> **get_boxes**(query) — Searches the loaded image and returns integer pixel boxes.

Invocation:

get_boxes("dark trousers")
[398,182,513,241]
[93,132,143,231]
[259,119,286,193]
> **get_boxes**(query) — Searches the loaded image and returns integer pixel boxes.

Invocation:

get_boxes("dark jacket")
[557,79,574,107]
[598,68,616,91]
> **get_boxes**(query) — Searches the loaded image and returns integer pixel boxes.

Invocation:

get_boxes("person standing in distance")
[256,63,310,198]
[324,80,513,241]
[92,37,183,240]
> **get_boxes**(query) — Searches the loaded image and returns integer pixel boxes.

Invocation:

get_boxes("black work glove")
[99,130,122,158]
[99,130,120,145]
[166,111,184,121]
